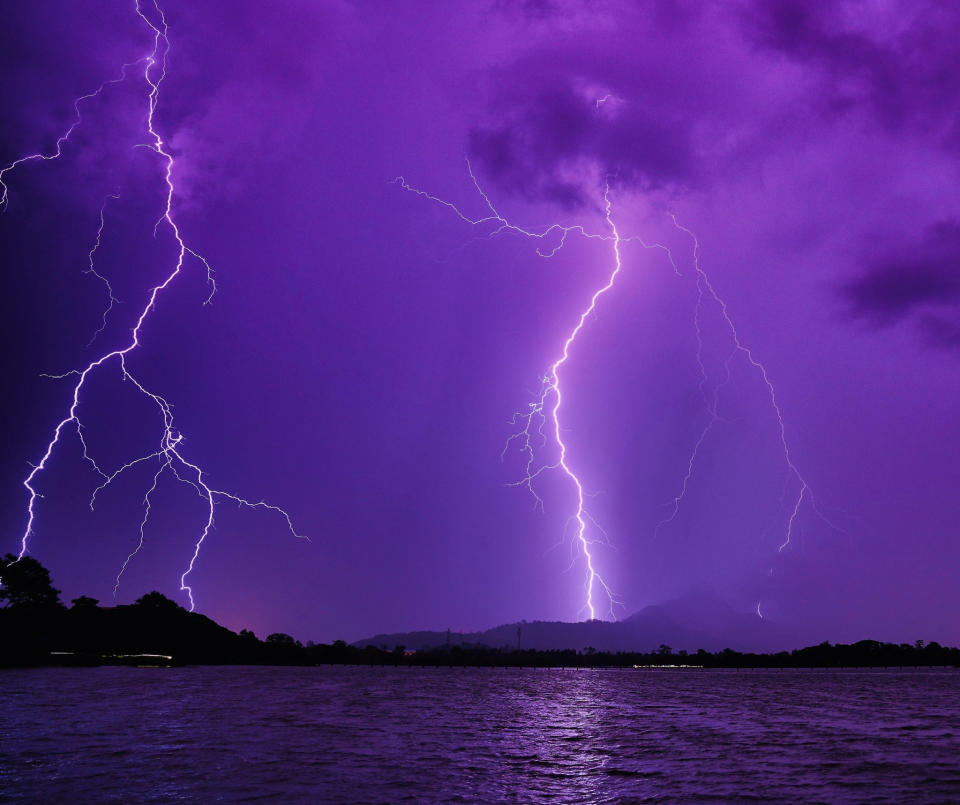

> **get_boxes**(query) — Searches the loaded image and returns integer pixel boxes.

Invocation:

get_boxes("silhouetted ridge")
[356,587,799,653]
[2,556,957,668]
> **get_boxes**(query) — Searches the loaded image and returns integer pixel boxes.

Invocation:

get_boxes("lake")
[2,666,958,802]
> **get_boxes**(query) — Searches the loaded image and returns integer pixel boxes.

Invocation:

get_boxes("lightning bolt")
[519,179,625,621]
[85,193,123,348]
[652,217,846,624]
[399,159,832,621]
[397,162,663,620]
[665,217,825,556]
[0,58,148,210]
[5,0,306,611]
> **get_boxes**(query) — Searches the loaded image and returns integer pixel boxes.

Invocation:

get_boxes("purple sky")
[1,0,958,645]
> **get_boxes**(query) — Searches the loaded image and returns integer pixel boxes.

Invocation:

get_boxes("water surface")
[2,666,959,802]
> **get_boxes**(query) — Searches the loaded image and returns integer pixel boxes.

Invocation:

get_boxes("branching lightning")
[396,161,652,620]
[512,179,625,621]
[669,218,844,551]
[398,158,828,622]
[4,0,306,611]
[85,193,123,347]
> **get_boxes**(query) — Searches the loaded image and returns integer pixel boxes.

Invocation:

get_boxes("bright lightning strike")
[396,161,649,621]
[4,0,306,611]
[399,159,830,622]
[503,180,626,621]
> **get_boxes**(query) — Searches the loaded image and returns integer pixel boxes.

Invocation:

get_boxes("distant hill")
[3,555,954,668]
[355,587,799,653]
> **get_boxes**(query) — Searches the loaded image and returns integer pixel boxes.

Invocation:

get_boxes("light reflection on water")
[2,666,959,803]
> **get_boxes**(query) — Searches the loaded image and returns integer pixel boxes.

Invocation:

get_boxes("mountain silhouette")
[355,587,799,653]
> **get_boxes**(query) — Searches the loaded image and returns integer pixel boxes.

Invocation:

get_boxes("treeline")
[355,640,960,669]
[2,554,958,669]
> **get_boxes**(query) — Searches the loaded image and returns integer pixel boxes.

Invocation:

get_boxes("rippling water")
[2,666,959,803]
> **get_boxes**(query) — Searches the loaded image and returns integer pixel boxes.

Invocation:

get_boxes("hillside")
[356,587,799,653]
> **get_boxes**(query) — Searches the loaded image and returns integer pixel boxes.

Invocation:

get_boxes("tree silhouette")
[71,595,100,610]
[134,591,183,611]
[0,553,62,609]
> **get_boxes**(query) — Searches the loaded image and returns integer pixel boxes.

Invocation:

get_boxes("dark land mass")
[2,554,958,669]
[356,586,801,654]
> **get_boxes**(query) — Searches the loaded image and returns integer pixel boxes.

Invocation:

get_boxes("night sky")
[1,0,958,645]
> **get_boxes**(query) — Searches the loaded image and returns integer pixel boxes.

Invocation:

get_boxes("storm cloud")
[744,0,960,146]
[844,221,960,347]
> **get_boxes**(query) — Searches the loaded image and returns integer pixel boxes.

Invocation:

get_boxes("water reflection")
[2,667,959,803]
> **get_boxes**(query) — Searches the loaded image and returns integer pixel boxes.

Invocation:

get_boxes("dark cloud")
[743,0,960,143]
[843,221,960,348]
[165,1,353,205]
[468,80,695,208]
[745,1,886,69]
[921,315,960,349]
[491,0,563,19]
